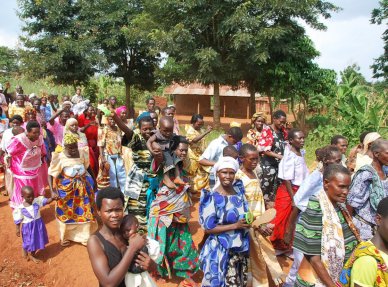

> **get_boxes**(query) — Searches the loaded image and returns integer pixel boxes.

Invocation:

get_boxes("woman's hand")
[234,219,250,230]
[257,224,273,237]
[130,234,146,251]
[135,251,157,273]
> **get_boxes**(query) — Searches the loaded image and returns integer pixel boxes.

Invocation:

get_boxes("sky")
[0,0,385,82]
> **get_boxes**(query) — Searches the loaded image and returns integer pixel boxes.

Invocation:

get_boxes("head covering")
[64,118,79,133]
[230,121,241,128]
[251,112,266,126]
[63,132,79,145]
[214,156,239,173]
[29,93,37,100]
[62,101,73,108]
[24,106,37,118]
[363,132,381,154]
[115,105,127,116]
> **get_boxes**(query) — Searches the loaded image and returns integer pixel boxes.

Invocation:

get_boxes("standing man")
[71,87,84,104]
[136,97,155,123]
[331,135,348,167]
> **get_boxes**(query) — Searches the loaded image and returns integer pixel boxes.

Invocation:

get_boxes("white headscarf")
[213,156,239,189]
[363,132,381,154]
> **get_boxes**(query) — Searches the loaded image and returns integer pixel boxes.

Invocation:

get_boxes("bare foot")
[173,177,186,185]
[22,249,27,259]
[29,253,41,263]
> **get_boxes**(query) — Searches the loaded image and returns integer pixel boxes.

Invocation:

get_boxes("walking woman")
[247,112,266,149]
[200,156,250,287]
[48,132,97,246]
[347,139,388,241]
[185,114,212,192]
[7,120,46,209]
[78,105,99,176]
[258,110,287,207]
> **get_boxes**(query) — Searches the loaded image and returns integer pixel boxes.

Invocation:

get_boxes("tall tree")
[0,46,19,75]
[371,0,388,81]
[18,0,96,87]
[81,0,160,109]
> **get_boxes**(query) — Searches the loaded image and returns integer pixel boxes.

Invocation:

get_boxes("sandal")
[61,240,70,247]
[251,208,276,228]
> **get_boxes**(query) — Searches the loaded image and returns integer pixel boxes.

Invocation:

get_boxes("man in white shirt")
[71,87,84,104]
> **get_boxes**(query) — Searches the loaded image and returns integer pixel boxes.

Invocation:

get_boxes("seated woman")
[88,187,156,287]
[200,156,250,287]
[293,164,360,287]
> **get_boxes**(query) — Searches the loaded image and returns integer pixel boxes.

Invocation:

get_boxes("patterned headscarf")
[115,105,127,116]
[251,112,266,128]
[63,132,79,145]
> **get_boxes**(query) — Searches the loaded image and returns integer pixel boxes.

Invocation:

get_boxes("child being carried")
[146,116,185,189]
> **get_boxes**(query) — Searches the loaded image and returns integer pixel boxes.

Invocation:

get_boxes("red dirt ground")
[0,184,291,287]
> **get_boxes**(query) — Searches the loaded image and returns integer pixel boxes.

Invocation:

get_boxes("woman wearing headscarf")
[247,112,266,149]
[48,132,97,246]
[347,139,388,241]
[200,156,250,287]
[354,132,381,172]
[116,106,134,131]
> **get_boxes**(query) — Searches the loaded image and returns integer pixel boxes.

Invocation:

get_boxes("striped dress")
[293,196,358,287]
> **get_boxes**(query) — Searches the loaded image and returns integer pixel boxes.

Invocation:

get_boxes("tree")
[371,0,388,81]
[0,46,19,74]
[18,0,97,88]
[80,0,161,109]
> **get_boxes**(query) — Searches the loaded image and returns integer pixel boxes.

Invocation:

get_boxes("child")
[271,128,309,256]
[13,186,57,263]
[120,214,159,287]
[146,116,184,189]
[236,144,286,286]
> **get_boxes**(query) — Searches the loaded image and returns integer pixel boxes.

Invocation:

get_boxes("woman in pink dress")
[7,120,47,209]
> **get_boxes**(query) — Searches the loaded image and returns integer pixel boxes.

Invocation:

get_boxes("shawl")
[258,124,288,152]
[115,106,127,116]
[15,133,44,171]
[338,241,388,287]
[351,164,385,211]
[317,189,346,287]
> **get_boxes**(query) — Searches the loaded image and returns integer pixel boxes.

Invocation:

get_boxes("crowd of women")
[0,83,388,287]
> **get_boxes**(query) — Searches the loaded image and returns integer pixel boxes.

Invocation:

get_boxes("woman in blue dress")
[199,156,250,287]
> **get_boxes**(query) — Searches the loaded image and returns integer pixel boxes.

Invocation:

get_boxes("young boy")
[146,116,184,189]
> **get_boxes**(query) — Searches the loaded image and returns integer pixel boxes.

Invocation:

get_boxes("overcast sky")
[0,0,385,81]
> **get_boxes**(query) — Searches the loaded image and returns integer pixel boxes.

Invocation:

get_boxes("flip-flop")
[251,208,276,228]
[61,240,71,247]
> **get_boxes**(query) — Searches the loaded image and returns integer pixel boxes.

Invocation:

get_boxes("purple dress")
[13,196,49,252]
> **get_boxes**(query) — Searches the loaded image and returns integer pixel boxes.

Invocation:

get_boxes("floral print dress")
[199,180,250,287]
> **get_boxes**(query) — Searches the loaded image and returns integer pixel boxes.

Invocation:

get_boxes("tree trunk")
[213,82,221,129]
[249,88,256,118]
[267,91,274,123]
[124,78,131,111]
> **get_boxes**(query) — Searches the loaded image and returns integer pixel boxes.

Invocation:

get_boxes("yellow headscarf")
[63,132,79,145]
[251,112,266,128]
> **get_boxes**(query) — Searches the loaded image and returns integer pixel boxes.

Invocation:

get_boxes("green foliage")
[371,0,388,81]
[0,46,19,74]
[308,67,388,147]
[18,0,97,87]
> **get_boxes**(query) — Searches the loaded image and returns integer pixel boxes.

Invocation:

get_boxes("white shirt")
[0,128,14,152]
[278,144,309,186]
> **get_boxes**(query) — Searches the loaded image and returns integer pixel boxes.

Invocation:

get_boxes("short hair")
[159,116,174,127]
[227,127,243,142]
[360,131,371,144]
[321,145,341,162]
[178,136,189,145]
[10,115,23,123]
[323,164,351,181]
[377,197,388,218]
[146,97,155,104]
[12,126,24,136]
[371,139,388,153]
[121,214,138,229]
[96,187,125,210]
[190,114,203,124]
[239,143,258,157]
[139,116,154,128]
[315,147,324,162]
[223,145,239,158]
[26,120,40,132]
[288,128,302,140]
[161,106,172,115]
[273,110,286,119]
[331,135,347,145]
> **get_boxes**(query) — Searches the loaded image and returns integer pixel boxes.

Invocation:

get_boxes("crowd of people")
[0,83,388,287]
